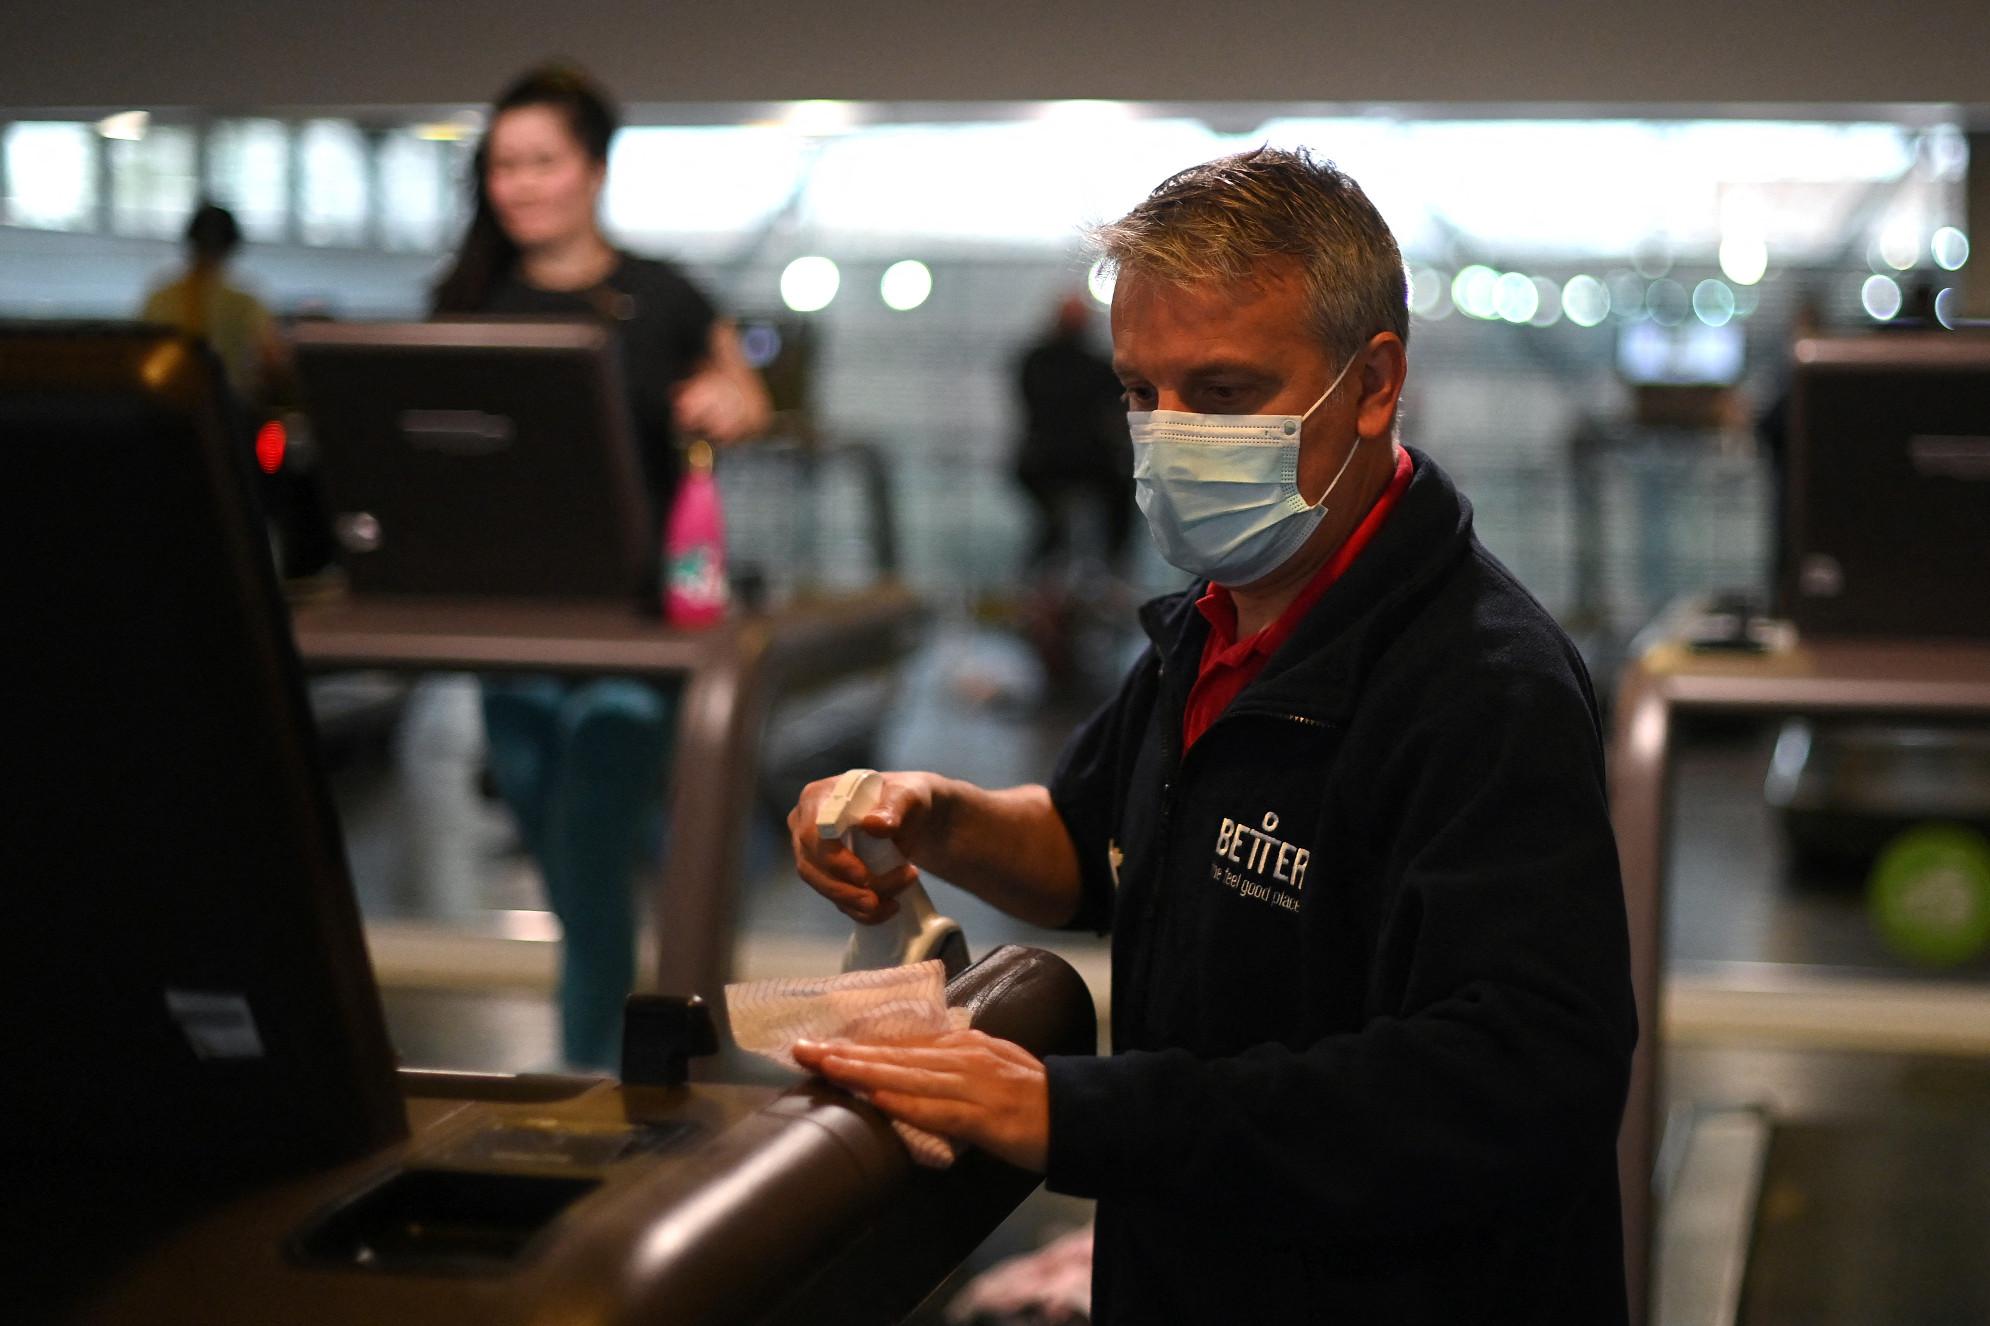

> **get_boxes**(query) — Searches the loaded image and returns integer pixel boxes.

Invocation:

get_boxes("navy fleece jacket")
[1042,447,1636,1324]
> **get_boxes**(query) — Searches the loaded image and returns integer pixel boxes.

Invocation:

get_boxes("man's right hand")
[787,771,947,926]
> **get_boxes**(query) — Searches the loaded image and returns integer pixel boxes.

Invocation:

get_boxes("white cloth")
[726,959,971,1168]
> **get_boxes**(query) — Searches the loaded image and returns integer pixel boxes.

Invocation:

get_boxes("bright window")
[297,119,369,247]
[108,126,198,239]
[799,117,1225,246]
[604,126,808,241]
[205,119,290,243]
[376,130,454,251]
[4,122,97,231]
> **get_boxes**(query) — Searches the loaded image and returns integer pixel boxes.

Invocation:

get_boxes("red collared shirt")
[1183,445,1415,752]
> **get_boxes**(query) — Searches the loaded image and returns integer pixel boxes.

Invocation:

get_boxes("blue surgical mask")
[1129,354,1362,586]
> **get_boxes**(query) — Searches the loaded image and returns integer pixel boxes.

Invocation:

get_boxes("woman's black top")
[479,254,717,521]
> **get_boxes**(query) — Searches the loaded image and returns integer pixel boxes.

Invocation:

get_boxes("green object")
[1868,824,1990,967]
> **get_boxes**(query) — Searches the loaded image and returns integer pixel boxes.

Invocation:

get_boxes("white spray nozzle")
[816,768,908,875]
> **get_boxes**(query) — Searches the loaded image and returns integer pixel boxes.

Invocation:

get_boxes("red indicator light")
[255,420,286,474]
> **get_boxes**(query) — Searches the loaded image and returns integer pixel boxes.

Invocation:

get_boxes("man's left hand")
[792,1029,1050,1173]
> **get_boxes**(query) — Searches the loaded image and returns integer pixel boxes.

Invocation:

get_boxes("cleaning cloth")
[726,959,971,1168]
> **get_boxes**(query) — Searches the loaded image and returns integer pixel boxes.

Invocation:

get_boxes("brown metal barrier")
[1608,618,1990,1326]
[292,586,927,1003]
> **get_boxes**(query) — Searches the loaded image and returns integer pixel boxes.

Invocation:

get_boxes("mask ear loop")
[1299,351,1361,421]
[1299,352,1367,511]
[1303,427,1367,512]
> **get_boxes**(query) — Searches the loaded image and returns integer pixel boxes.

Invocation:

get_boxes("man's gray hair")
[1090,146,1409,360]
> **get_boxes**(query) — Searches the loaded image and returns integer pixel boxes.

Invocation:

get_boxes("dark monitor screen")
[292,320,652,602]
[1787,332,1990,638]
[0,326,405,1184]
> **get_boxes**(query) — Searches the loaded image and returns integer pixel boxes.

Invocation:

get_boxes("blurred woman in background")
[435,65,769,1069]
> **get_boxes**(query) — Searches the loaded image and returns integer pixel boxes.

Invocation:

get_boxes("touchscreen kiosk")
[0,325,405,1179]
[2,325,406,1317]
[4,324,1097,1326]
[1788,333,1990,638]
[292,320,652,601]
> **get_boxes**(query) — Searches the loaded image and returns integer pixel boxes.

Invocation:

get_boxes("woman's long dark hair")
[431,64,619,314]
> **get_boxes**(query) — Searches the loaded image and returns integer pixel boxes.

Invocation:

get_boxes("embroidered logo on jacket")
[1211,811,1308,912]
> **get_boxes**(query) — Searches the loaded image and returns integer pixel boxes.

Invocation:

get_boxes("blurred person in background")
[787,147,1634,1324]
[140,201,283,407]
[1010,294,1136,700]
[1013,293,1135,577]
[433,63,769,1069]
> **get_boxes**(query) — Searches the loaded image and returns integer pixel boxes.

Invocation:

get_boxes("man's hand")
[786,771,947,925]
[792,1029,1050,1173]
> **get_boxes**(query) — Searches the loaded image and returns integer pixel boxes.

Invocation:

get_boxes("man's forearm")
[919,780,1083,928]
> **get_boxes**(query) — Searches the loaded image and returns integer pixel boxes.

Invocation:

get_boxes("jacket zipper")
[1127,661,1182,1032]
[1143,693,1335,906]
[1139,701,1337,909]
[1129,661,1341,1036]
[1148,660,1180,921]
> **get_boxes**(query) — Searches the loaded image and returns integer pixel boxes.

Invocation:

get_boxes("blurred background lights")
[1934,287,1960,329]
[254,419,286,474]
[1718,234,1768,286]
[1607,272,1646,321]
[1926,125,1969,179]
[413,114,482,143]
[1493,272,1539,324]
[879,259,932,311]
[1692,278,1737,327]
[1452,265,1499,320]
[1877,224,1918,272]
[95,111,148,141]
[1645,278,1688,328]
[1527,275,1561,327]
[739,323,783,369]
[1562,275,1610,328]
[1932,226,1970,272]
[779,255,841,313]
[1861,273,1903,321]
[1408,265,1448,318]
[1037,100,1136,129]
[1086,257,1116,307]
[784,100,857,137]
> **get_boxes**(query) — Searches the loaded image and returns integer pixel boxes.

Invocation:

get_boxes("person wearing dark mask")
[433,64,769,1070]
[783,148,1635,1324]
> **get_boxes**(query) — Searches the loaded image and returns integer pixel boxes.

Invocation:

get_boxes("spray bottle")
[816,769,969,976]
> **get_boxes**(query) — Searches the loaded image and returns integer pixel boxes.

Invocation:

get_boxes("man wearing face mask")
[787,147,1635,1324]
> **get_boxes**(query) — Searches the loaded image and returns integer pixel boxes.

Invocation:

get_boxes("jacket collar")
[1136,445,1476,724]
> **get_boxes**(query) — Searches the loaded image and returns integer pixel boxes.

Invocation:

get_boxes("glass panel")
[1254,117,1927,260]
[205,119,290,243]
[297,119,369,247]
[603,126,807,243]
[799,117,1225,245]
[108,125,198,239]
[4,122,98,231]
[376,130,451,251]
